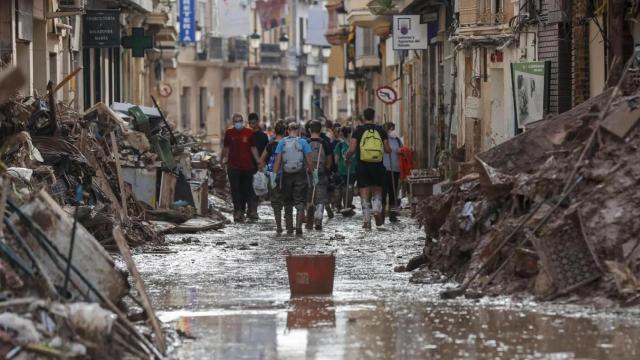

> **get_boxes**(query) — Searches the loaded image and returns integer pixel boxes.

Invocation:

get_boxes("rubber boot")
[305,205,314,230]
[295,206,304,236]
[314,204,324,230]
[284,206,294,235]
[274,207,283,234]
[326,204,334,219]
[389,211,399,223]
[372,193,383,226]
[362,200,372,230]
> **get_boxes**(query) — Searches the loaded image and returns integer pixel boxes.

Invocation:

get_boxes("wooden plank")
[10,190,128,303]
[0,176,8,239]
[158,171,177,209]
[112,226,166,353]
[110,133,128,220]
[83,148,126,223]
[601,105,640,139]
[53,66,82,94]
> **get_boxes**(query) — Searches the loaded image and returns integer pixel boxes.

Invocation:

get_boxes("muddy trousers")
[281,171,309,231]
[227,168,253,214]
[270,183,284,232]
[382,171,400,212]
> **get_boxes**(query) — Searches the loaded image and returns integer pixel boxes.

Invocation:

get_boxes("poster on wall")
[510,61,550,127]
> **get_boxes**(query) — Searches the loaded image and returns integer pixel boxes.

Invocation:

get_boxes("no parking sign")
[376,86,399,105]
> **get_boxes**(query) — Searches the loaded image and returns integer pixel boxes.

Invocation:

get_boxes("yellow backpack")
[359,129,383,162]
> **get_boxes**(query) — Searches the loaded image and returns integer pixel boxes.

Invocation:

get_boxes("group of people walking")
[221,107,409,235]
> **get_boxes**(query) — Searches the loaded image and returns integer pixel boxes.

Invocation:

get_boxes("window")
[355,27,377,58]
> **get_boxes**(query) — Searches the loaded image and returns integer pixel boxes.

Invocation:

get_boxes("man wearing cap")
[271,122,315,235]
[221,113,261,223]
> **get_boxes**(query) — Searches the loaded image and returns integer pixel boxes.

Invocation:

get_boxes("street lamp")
[249,32,261,49]
[303,43,312,54]
[279,33,289,52]
[321,46,331,58]
[337,3,348,27]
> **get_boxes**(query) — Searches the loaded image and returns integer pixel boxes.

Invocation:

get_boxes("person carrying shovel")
[305,120,333,231]
[271,122,315,236]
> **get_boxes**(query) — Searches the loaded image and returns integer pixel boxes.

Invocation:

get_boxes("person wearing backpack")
[259,120,287,234]
[306,120,333,230]
[334,126,357,211]
[346,108,391,229]
[382,122,402,223]
[221,113,261,223]
[272,122,314,235]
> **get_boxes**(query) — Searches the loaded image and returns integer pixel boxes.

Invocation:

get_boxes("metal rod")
[63,185,82,296]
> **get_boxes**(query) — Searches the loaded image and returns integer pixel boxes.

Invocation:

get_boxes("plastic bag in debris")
[459,201,477,232]
[49,336,87,356]
[49,302,117,338]
[6,167,33,182]
[253,171,269,197]
[0,313,42,344]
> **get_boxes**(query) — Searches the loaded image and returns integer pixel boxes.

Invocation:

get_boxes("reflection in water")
[286,297,336,329]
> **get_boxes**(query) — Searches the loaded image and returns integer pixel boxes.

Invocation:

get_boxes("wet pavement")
[134,205,640,359]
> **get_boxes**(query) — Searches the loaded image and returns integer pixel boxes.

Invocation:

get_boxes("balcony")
[458,0,510,28]
[325,0,349,45]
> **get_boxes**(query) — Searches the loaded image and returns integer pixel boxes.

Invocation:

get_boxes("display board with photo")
[510,61,550,128]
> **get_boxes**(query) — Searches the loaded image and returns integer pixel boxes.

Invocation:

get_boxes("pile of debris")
[413,64,640,305]
[0,67,228,248]
[0,65,230,357]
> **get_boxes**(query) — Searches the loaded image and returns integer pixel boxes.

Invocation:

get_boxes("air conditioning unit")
[208,36,228,60]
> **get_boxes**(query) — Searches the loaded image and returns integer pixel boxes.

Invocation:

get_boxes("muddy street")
[135,206,640,359]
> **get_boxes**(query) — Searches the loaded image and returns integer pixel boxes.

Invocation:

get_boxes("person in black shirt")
[306,120,333,230]
[247,112,269,220]
[346,108,391,229]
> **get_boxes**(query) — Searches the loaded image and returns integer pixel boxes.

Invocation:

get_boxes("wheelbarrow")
[286,252,336,296]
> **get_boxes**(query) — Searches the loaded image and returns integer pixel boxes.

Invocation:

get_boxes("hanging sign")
[179,0,196,43]
[392,15,428,50]
[83,10,120,48]
[376,86,399,105]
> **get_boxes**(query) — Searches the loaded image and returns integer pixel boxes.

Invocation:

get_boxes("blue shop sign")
[179,0,195,43]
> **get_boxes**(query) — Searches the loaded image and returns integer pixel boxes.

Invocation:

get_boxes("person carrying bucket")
[346,107,391,229]
[260,120,287,234]
[271,122,314,236]
[382,122,402,223]
[305,120,333,231]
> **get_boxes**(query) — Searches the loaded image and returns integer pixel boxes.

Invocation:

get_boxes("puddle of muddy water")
[133,205,640,360]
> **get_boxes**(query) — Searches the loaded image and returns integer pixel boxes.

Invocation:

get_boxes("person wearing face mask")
[382,122,402,223]
[221,113,261,223]
[247,112,269,220]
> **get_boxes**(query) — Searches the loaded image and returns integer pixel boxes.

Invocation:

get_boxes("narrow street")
[136,205,640,359]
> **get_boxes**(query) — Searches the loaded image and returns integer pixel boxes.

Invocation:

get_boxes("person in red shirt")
[221,113,261,222]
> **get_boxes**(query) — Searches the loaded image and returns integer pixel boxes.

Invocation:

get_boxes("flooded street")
[134,206,640,359]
